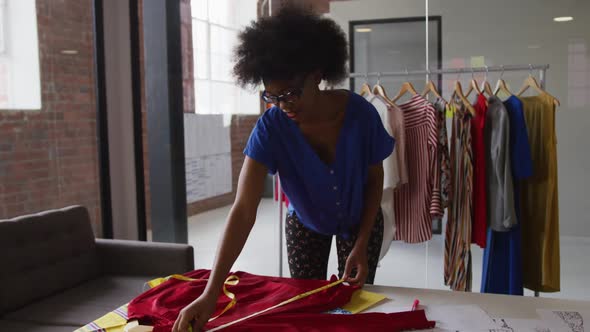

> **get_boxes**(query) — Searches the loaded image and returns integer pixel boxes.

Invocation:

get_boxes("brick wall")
[180,0,195,114]
[0,0,102,233]
[0,0,263,234]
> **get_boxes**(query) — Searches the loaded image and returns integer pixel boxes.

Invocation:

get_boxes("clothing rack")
[277,63,550,296]
[350,63,550,297]
[349,64,550,83]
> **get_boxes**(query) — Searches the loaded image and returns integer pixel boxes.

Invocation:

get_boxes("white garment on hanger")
[365,95,398,261]
[368,96,400,189]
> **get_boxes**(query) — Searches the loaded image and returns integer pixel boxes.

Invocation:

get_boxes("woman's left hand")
[342,246,368,286]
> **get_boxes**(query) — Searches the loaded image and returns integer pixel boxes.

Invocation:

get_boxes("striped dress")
[393,94,440,243]
[444,101,474,292]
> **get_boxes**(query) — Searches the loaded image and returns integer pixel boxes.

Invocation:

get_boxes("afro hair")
[233,5,349,88]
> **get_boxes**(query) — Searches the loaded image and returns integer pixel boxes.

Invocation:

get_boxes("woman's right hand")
[172,293,218,332]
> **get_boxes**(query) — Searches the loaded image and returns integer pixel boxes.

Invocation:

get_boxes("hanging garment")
[366,96,400,190]
[379,187,395,261]
[484,96,516,232]
[481,95,532,295]
[389,103,409,186]
[520,93,560,293]
[434,98,452,210]
[393,94,440,243]
[127,270,357,332]
[471,94,488,248]
[366,97,397,260]
[432,98,452,228]
[444,101,473,292]
[365,95,407,260]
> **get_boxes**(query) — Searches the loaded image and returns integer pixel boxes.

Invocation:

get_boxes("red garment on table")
[127,270,357,332]
[228,311,436,332]
[471,94,488,248]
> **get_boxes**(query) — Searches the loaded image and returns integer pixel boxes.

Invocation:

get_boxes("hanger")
[494,65,513,97]
[450,72,476,116]
[517,64,560,107]
[392,68,418,103]
[464,67,483,98]
[359,73,372,97]
[421,69,446,103]
[480,65,494,97]
[372,72,395,105]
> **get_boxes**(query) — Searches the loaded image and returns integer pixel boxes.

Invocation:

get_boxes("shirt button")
[330,170,335,175]
[333,186,338,191]
[336,202,341,206]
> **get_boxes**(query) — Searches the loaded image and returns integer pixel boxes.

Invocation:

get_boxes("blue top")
[480,95,534,295]
[504,96,533,180]
[244,92,395,237]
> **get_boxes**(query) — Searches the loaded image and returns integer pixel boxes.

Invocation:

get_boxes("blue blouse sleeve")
[243,115,278,175]
[366,102,395,166]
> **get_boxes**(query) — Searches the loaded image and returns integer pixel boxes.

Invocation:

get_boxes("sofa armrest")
[96,239,194,276]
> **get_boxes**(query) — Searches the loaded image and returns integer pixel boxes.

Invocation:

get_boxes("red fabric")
[274,176,290,207]
[127,270,357,332]
[228,311,436,331]
[471,94,488,248]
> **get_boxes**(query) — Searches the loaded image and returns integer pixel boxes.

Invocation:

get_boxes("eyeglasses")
[261,88,303,105]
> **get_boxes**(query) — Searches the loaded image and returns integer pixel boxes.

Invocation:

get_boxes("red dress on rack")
[471,94,488,248]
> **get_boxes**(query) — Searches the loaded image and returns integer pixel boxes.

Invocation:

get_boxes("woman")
[173,6,394,332]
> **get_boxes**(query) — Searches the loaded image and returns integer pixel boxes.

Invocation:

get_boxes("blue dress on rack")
[481,95,533,295]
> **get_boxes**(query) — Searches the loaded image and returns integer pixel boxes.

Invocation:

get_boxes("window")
[191,0,259,116]
[0,0,41,110]
[350,17,442,97]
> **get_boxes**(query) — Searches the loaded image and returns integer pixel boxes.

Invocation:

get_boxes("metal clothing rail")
[349,64,550,80]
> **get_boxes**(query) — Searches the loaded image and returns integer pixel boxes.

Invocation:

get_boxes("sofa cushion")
[0,319,77,332]
[3,275,155,327]
[0,206,99,314]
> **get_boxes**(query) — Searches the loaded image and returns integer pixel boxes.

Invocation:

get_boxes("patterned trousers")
[285,210,384,284]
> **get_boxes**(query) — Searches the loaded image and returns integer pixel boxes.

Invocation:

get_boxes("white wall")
[0,0,41,110]
[330,0,590,237]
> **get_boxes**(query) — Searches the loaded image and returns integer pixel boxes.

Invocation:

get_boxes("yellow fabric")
[341,289,387,314]
[520,93,560,292]
[446,103,455,119]
[74,304,129,332]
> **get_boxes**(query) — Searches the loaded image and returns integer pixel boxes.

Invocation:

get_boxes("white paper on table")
[537,309,587,332]
[423,305,498,331]
[365,304,410,314]
[492,317,553,332]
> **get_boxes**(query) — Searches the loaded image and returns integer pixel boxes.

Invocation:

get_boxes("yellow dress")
[519,93,560,292]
